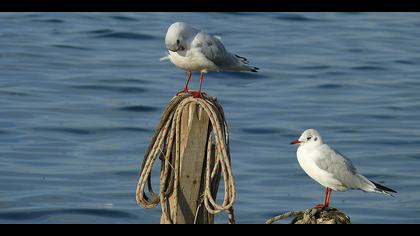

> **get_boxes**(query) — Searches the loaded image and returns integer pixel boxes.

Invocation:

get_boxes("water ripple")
[86,29,114,34]
[51,44,93,51]
[299,65,332,70]
[33,126,150,135]
[70,85,147,94]
[0,90,30,97]
[110,16,138,22]
[119,105,159,113]
[316,83,343,89]
[32,19,65,24]
[276,14,330,22]
[93,32,156,40]
[241,127,282,135]
[351,65,387,71]
[394,59,417,65]
[0,208,137,221]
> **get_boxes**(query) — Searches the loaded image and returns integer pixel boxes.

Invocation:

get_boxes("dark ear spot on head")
[314,137,318,141]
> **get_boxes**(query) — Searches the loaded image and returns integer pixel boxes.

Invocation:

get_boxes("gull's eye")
[176,39,180,45]
[307,137,312,141]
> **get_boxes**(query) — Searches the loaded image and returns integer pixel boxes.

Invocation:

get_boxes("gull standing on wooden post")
[160,22,259,98]
[290,129,397,208]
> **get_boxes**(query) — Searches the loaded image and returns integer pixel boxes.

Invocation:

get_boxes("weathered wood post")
[136,93,234,224]
[160,102,215,224]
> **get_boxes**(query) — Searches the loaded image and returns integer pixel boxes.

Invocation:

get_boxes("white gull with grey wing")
[161,22,258,97]
[291,129,396,208]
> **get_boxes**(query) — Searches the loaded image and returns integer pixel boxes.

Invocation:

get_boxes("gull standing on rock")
[290,129,397,208]
[161,22,259,98]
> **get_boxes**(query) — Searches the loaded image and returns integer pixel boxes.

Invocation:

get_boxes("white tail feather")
[159,53,170,61]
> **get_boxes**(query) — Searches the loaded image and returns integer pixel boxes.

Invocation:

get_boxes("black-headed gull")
[291,129,396,208]
[161,22,259,98]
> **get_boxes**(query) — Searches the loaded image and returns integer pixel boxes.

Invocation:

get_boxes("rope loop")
[136,92,236,224]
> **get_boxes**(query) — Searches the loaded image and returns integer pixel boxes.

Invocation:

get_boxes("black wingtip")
[235,54,248,62]
[372,181,397,193]
[251,67,259,72]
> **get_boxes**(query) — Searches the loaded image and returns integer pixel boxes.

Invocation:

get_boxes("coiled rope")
[136,92,236,224]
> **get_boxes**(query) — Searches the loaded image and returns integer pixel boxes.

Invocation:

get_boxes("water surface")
[0,12,419,224]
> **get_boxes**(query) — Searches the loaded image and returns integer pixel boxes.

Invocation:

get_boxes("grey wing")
[316,145,372,190]
[317,145,356,172]
[192,32,238,69]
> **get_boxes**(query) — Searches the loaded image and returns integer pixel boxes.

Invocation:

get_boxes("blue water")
[0,12,419,224]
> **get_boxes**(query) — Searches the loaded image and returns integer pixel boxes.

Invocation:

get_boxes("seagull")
[161,22,259,98]
[290,129,396,208]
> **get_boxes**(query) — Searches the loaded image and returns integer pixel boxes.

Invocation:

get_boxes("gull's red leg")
[324,187,332,208]
[176,71,192,96]
[191,71,204,98]
[184,70,192,91]
[314,187,330,208]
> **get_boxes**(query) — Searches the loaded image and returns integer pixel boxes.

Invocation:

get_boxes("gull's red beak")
[290,139,301,145]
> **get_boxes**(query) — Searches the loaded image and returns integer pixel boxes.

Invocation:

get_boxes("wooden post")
[160,102,216,224]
